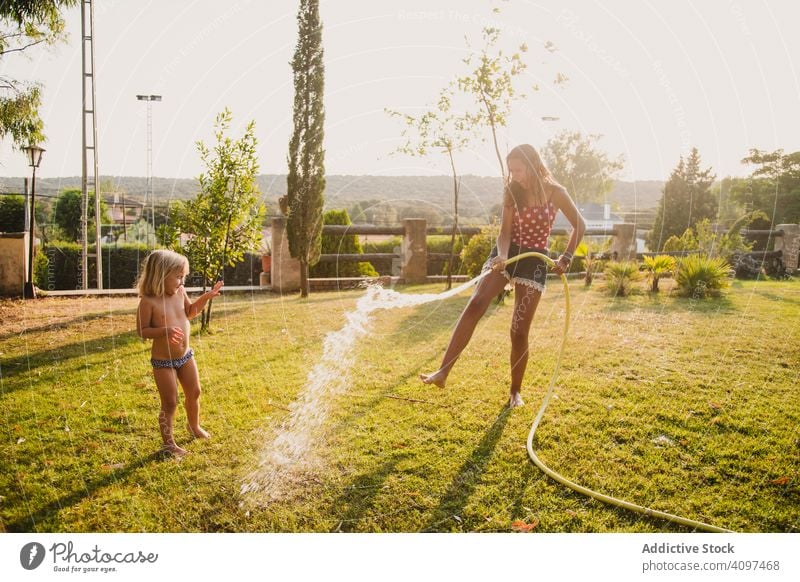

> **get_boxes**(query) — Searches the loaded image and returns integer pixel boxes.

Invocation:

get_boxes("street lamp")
[137,94,162,247]
[23,144,45,299]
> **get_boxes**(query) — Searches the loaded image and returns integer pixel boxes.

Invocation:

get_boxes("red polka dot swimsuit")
[511,199,556,249]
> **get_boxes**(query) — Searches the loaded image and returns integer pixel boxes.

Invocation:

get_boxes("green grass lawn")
[1,278,798,532]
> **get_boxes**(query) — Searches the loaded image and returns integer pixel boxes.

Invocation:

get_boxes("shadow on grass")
[421,405,511,532]
[375,297,470,349]
[0,331,144,384]
[4,449,166,532]
[327,452,412,532]
[0,309,137,341]
[328,351,446,432]
[1,306,253,384]
[751,289,800,306]
[600,292,737,315]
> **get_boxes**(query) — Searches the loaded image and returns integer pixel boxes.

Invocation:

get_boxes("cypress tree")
[647,148,716,252]
[286,0,326,297]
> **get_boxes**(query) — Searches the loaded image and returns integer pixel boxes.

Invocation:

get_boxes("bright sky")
[1,0,798,181]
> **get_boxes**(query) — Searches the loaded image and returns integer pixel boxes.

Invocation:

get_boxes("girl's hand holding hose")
[490,255,507,272]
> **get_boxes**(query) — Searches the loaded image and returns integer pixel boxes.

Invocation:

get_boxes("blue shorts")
[151,348,194,370]
[482,245,549,293]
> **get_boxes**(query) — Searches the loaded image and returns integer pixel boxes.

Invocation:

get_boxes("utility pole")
[136,94,162,247]
[81,0,102,289]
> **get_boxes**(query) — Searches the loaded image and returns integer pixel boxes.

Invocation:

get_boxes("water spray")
[504,251,732,533]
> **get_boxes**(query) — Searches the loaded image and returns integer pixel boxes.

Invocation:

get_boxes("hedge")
[310,209,378,278]
[41,243,263,290]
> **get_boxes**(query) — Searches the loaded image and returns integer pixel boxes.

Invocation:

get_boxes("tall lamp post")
[136,94,161,246]
[23,144,45,299]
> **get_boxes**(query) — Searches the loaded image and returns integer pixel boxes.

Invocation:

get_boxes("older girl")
[421,144,586,407]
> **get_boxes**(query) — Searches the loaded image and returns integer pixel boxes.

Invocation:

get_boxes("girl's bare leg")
[508,283,543,406]
[420,270,510,388]
[177,357,209,438]
[153,367,188,456]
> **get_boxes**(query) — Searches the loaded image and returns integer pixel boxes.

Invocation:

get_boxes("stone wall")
[0,233,28,297]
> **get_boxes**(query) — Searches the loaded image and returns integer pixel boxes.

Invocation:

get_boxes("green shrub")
[428,234,467,276]
[642,254,676,292]
[604,261,642,297]
[460,225,498,278]
[362,237,401,254]
[361,237,400,276]
[33,249,50,290]
[662,230,698,253]
[0,195,25,232]
[310,209,378,278]
[674,255,732,298]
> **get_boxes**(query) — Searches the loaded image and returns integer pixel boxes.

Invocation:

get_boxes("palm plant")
[674,255,732,298]
[604,260,642,297]
[642,254,676,292]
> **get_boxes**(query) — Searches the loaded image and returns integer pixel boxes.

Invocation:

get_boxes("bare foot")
[161,443,188,457]
[187,424,210,439]
[419,370,447,388]
[508,392,525,408]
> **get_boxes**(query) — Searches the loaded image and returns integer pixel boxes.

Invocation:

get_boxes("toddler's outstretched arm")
[185,280,224,319]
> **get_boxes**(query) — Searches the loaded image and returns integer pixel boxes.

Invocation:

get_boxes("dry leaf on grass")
[511,519,539,532]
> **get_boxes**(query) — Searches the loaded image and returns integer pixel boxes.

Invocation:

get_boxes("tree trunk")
[200,276,211,331]
[300,260,309,298]
[204,299,215,330]
[481,92,506,181]
[446,151,460,291]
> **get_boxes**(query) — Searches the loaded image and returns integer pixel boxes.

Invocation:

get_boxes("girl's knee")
[183,385,201,400]
[465,294,491,317]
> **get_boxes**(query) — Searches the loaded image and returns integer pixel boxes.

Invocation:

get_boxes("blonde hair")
[503,144,561,208]
[136,250,189,297]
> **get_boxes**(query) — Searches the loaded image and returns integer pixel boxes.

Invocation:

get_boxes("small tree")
[286,0,326,298]
[52,189,110,243]
[388,87,472,289]
[734,149,800,225]
[176,109,264,331]
[542,130,625,204]
[458,26,528,180]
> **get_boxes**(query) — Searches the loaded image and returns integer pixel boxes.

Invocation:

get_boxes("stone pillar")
[0,232,27,297]
[401,218,427,283]
[775,224,800,274]
[610,223,637,261]
[270,217,301,293]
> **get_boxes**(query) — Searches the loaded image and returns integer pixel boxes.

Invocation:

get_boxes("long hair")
[504,144,560,208]
[136,249,189,297]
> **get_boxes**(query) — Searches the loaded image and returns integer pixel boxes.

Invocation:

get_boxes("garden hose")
[501,251,732,533]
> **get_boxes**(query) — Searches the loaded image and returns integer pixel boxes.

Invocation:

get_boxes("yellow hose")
[502,251,732,533]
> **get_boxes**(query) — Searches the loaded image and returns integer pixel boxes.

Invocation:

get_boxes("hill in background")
[0,175,665,220]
